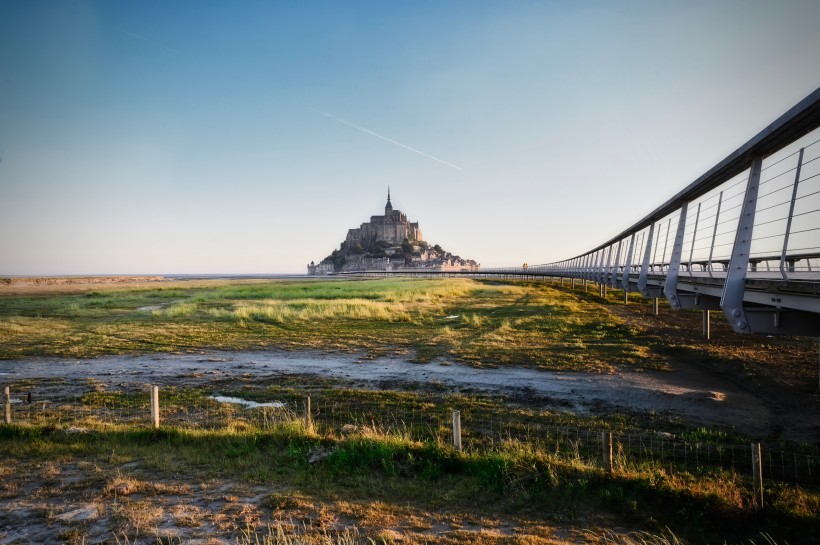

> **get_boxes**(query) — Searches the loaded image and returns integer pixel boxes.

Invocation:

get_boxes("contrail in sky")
[310,108,463,171]
[103,23,188,57]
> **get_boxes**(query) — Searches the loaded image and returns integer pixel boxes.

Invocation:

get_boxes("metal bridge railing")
[485,87,820,337]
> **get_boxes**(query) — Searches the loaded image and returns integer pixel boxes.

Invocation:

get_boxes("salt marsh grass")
[0,277,683,370]
[2,276,816,379]
[165,299,413,323]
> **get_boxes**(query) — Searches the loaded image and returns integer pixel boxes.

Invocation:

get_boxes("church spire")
[385,187,393,212]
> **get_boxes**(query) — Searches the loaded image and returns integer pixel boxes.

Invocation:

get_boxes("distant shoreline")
[0,276,167,286]
[0,274,307,287]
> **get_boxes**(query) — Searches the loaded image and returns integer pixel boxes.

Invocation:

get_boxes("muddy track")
[3,347,815,444]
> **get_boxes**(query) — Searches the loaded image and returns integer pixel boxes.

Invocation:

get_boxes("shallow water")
[209,395,285,409]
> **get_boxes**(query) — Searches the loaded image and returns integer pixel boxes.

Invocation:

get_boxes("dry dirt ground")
[0,463,608,545]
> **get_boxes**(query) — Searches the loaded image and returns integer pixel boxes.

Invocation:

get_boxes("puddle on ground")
[209,395,285,409]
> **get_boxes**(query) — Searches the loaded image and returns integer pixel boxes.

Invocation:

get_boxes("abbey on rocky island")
[307,190,479,275]
[345,189,422,249]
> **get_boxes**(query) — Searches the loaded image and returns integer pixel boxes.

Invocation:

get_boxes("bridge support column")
[571,278,576,289]
[623,290,628,305]
[703,310,711,340]
[664,202,689,310]
[561,278,564,287]
[721,156,763,333]
[653,297,659,316]
[638,222,656,298]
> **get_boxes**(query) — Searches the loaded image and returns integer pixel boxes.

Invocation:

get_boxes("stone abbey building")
[307,190,479,275]
[345,189,422,248]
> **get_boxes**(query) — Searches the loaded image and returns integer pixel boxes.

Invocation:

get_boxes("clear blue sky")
[1,0,819,274]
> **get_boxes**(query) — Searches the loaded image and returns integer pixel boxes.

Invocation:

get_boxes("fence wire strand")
[4,386,819,487]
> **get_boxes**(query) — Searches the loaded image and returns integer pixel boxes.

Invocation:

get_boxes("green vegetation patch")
[0,278,663,372]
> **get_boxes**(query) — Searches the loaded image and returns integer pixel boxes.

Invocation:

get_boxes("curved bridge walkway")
[346,88,820,343]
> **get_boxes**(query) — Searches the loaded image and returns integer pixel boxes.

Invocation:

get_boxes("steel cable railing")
[480,87,820,336]
[344,92,820,334]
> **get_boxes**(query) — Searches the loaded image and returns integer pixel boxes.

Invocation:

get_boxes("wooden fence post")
[703,310,711,339]
[149,385,160,429]
[4,386,10,425]
[305,396,312,432]
[452,410,462,452]
[603,432,613,474]
[751,442,764,509]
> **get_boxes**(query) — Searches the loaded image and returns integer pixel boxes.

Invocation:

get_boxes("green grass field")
[0,277,660,372]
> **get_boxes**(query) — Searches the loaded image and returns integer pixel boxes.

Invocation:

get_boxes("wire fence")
[3,384,819,490]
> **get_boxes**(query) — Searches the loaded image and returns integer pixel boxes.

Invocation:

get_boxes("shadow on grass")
[1,424,817,544]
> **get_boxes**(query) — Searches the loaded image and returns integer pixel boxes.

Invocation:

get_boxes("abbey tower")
[344,189,422,249]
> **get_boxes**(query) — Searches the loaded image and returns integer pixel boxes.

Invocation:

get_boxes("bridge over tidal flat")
[346,87,820,340]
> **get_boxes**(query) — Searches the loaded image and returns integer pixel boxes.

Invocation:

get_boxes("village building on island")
[307,190,479,275]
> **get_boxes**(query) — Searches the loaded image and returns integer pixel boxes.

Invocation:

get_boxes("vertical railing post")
[610,240,623,287]
[452,410,462,452]
[651,220,663,275]
[688,202,702,278]
[638,222,656,298]
[660,218,672,270]
[621,233,636,292]
[780,148,804,281]
[601,245,613,286]
[592,250,601,285]
[707,191,724,279]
